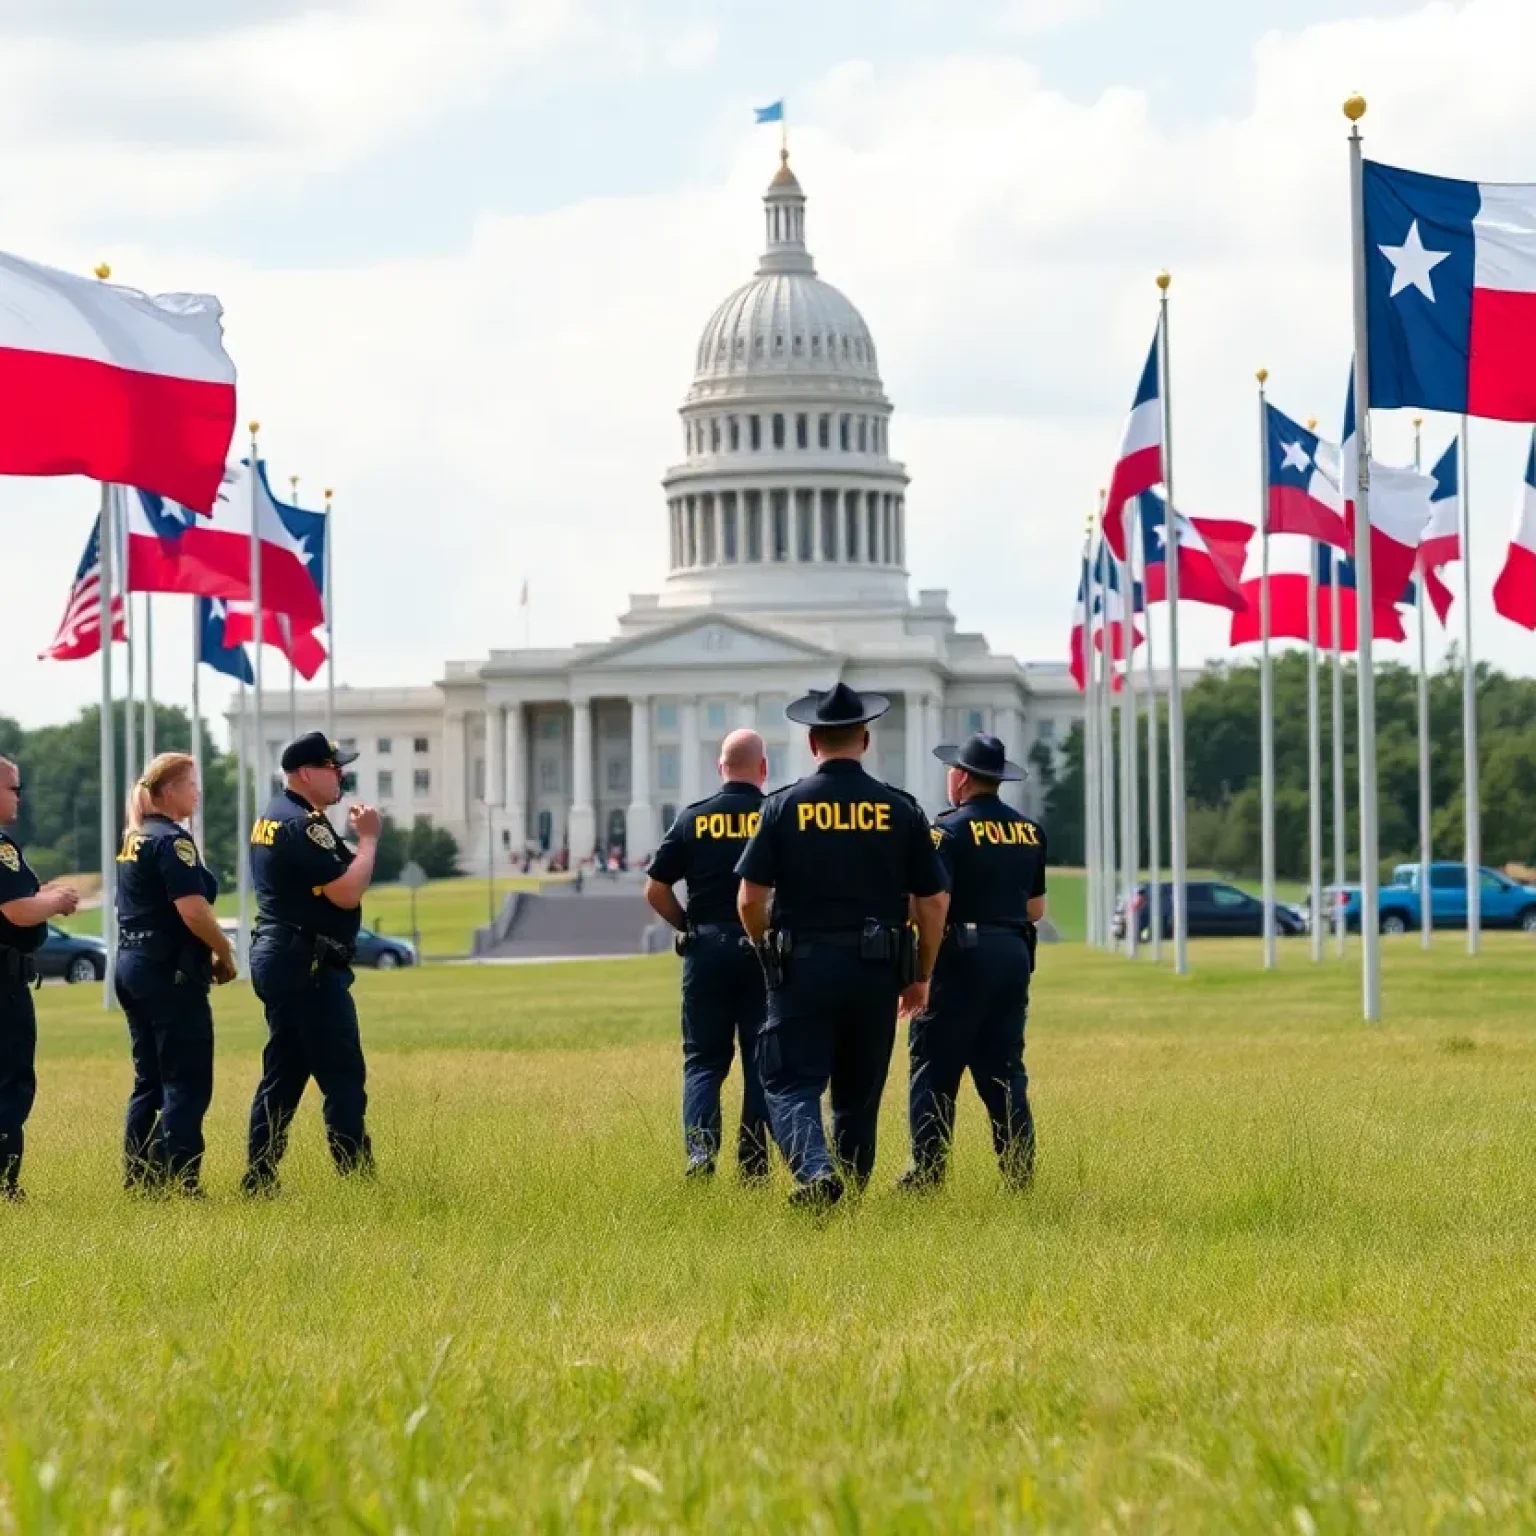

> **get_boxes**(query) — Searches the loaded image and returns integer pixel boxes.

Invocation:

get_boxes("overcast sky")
[5,0,1536,732]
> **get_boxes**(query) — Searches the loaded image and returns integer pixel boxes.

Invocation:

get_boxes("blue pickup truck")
[1332,862,1536,934]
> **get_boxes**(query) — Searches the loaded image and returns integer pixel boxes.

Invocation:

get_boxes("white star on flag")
[1378,219,1451,301]
[1280,440,1311,474]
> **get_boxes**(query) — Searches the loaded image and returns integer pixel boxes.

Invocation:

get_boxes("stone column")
[904,691,929,810]
[443,708,468,830]
[568,699,596,862]
[484,703,504,809]
[626,695,657,862]
[504,702,526,843]
[679,697,703,804]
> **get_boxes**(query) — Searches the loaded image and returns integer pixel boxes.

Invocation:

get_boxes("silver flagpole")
[1346,95,1382,1023]
[324,487,336,741]
[1157,272,1190,975]
[1145,541,1163,961]
[235,679,250,972]
[1096,522,1118,949]
[1083,522,1101,947]
[143,595,155,766]
[1257,369,1277,971]
[124,595,137,790]
[249,424,265,839]
[1305,416,1324,965]
[1461,413,1480,954]
[1087,519,1103,948]
[1413,418,1432,951]
[1121,505,1140,960]
[97,481,118,1011]
[1330,558,1347,958]
[287,473,300,739]
[191,600,204,852]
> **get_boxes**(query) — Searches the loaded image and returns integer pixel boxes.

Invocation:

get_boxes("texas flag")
[1264,404,1348,547]
[1491,430,1536,631]
[222,603,328,679]
[1417,437,1460,625]
[1363,161,1536,422]
[1069,550,1092,690]
[1102,333,1161,558]
[1138,490,1252,613]
[196,597,254,685]
[1229,537,1407,651]
[1069,547,1141,689]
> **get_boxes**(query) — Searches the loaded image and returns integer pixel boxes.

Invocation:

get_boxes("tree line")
[1036,650,1536,881]
[0,704,461,887]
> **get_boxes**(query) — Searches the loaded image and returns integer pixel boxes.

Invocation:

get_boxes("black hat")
[785,681,890,728]
[280,731,359,773]
[933,732,1026,783]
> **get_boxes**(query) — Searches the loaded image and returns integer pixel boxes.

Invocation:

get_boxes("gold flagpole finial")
[289,474,300,499]
[247,420,260,438]
[93,262,111,281]
[1155,270,1171,291]
[1343,94,1367,122]
[1306,417,1318,431]
[1256,368,1268,386]
[324,487,333,505]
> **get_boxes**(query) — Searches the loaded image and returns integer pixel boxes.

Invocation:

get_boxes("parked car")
[1113,880,1308,942]
[216,920,417,969]
[37,925,107,984]
[1331,862,1536,934]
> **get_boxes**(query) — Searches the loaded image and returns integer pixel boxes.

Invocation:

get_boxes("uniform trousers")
[907,932,1034,1183]
[0,972,37,1193]
[115,952,215,1189]
[757,940,900,1187]
[680,932,770,1173]
[246,936,372,1185]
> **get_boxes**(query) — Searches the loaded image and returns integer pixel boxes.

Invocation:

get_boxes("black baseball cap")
[280,731,359,773]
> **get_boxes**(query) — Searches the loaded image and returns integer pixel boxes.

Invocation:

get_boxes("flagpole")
[1305,416,1324,966]
[249,423,265,827]
[1346,95,1382,1024]
[1460,412,1481,954]
[191,600,204,852]
[1145,544,1163,962]
[124,592,137,790]
[1157,271,1190,976]
[288,474,300,740]
[1096,506,1117,949]
[236,678,250,973]
[1120,510,1139,959]
[1257,369,1277,971]
[97,481,118,1012]
[143,594,155,767]
[1413,418,1433,951]
[1330,558,1347,958]
[1082,521,1100,947]
[324,487,336,741]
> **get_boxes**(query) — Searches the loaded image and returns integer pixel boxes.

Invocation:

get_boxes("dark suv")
[1113,881,1308,941]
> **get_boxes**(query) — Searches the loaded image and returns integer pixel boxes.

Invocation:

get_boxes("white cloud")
[990,0,1104,39]
[8,0,1536,734]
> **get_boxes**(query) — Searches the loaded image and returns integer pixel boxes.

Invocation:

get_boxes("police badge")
[174,839,198,868]
[306,821,338,852]
[0,842,18,873]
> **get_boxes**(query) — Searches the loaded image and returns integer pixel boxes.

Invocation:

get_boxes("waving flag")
[1264,404,1348,546]
[1364,161,1536,422]
[39,510,127,661]
[754,101,784,124]
[196,597,254,684]
[1103,333,1162,558]
[0,253,236,511]
[1138,491,1251,613]
[222,603,327,680]
[1230,537,1406,651]
[124,460,324,626]
[1491,431,1536,631]
[1417,437,1461,624]
[1090,547,1143,661]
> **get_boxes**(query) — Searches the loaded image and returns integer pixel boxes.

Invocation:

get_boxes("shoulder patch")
[306,821,338,851]
[0,841,18,872]
[929,826,946,850]
[173,838,198,868]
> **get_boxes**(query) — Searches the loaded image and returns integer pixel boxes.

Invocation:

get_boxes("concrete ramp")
[483,877,664,959]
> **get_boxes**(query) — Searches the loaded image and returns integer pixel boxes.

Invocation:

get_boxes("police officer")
[0,756,79,1199]
[736,684,949,1207]
[901,733,1046,1191]
[115,751,236,1195]
[242,732,381,1195]
[644,729,771,1181]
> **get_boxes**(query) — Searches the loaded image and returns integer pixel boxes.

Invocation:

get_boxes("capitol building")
[239,153,1087,869]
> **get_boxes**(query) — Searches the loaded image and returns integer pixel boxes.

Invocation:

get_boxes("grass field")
[5,934,1536,1528]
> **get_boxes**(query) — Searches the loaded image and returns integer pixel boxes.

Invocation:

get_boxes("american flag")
[39,511,126,661]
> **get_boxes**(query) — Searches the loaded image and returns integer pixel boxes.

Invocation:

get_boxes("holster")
[673,929,690,957]
[313,935,355,974]
[951,922,980,952]
[0,947,37,986]
[173,945,214,988]
[754,930,789,990]
[897,923,920,986]
[859,920,896,965]
[1024,921,1038,974]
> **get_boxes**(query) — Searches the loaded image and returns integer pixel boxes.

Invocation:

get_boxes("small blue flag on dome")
[754,100,784,124]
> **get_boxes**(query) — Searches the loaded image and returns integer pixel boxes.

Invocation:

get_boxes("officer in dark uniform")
[736,684,950,1207]
[901,733,1046,1191]
[242,732,382,1195]
[115,751,237,1195]
[0,756,79,1199]
[644,728,771,1181]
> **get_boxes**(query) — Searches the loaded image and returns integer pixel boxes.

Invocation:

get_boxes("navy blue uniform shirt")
[250,791,360,944]
[647,782,765,926]
[0,832,43,954]
[116,815,218,954]
[932,795,1046,926]
[735,758,946,931]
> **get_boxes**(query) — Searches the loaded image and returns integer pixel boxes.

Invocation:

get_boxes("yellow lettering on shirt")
[116,832,147,864]
[250,818,281,847]
[795,801,893,833]
[695,811,761,840]
[967,820,1040,848]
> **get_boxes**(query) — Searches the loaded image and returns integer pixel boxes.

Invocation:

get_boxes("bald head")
[719,729,767,788]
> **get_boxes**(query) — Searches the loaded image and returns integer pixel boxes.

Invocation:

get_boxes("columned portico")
[905,691,931,815]
[504,703,526,841]
[484,704,504,808]
[679,696,702,804]
[443,709,468,825]
[626,695,657,861]
[569,698,595,858]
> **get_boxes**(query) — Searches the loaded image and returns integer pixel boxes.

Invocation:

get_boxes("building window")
[710,417,720,452]
[844,492,860,561]
[606,758,628,794]
[661,802,678,833]
[895,496,905,565]
[820,491,837,560]
[818,413,830,449]
[729,416,740,451]
[771,490,790,562]
[866,497,880,562]
[749,415,761,451]
[772,413,785,449]
[857,416,868,452]
[839,413,850,451]
[795,491,814,562]
[377,770,394,799]
[745,491,763,563]
[966,709,986,735]
[473,759,485,801]
[657,702,678,732]
[700,496,716,564]
[538,715,561,741]
[657,746,680,791]
[414,770,430,796]
[1037,719,1056,743]
[538,759,561,792]
[377,737,392,755]
[413,736,429,755]
[705,702,726,732]
[722,494,739,563]
[795,413,808,449]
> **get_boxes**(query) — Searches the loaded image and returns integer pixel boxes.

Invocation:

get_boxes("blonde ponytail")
[125,751,197,832]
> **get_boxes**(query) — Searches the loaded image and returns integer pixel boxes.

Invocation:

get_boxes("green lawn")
[5,935,1536,1527]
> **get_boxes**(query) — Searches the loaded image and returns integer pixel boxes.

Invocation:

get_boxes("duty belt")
[0,945,38,986]
[951,921,1030,936]
[691,922,746,938]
